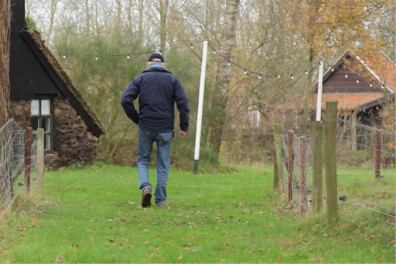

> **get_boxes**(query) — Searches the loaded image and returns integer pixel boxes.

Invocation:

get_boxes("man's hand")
[179,130,187,137]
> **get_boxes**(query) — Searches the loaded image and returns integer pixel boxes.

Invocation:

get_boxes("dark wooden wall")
[321,54,384,94]
[10,0,64,100]
[323,65,383,94]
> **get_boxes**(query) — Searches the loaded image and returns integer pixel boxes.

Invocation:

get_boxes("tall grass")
[0,164,394,263]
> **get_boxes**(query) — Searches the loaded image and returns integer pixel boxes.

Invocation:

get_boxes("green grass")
[0,164,394,263]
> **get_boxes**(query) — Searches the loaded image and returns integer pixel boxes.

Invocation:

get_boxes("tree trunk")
[0,0,11,199]
[207,0,240,157]
[159,0,169,55]
[301,48,314,133]
[46,0,59,43]
[0,0,11,126]
[138,0,144,49]
[85,0,90,36]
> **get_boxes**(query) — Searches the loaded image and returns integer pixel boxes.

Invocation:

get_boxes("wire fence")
[279,119,396,227]
[336,119,395,169]
[0,119,37,212]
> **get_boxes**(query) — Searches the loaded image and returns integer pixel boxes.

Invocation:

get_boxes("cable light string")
[59,50,155,60]
[57,41,389,89]
[206,42,307,80]
[205,42,388,88]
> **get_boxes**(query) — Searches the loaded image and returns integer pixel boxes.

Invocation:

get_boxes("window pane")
[41,117,51,132]
[31,100,39,115]
[31,117,40,130]
[45,118,51,132]
[45,134,51,150]
[41,99,51,115]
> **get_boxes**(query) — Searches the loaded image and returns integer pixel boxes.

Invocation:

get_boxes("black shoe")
[141,188,152,207]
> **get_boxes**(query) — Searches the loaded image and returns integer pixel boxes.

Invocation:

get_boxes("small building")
[9,0,105,165]
[271,50,395,131]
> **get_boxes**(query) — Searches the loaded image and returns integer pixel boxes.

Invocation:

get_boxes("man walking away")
[121,53,189,208]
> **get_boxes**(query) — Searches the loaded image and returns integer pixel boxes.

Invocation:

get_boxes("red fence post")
[287,130,294,202]
[24,127,32,194]
[299,136,308,216]
[374,131,381,179]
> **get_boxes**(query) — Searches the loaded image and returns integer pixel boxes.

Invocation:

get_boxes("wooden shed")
[9,0,105,165]
[271,50,395,131]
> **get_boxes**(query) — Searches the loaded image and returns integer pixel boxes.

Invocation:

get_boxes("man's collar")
[147,64,167,70]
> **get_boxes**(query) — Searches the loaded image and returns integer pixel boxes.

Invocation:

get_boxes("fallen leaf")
[129,245,135,249]
[108,238,115,243]
[222,230,229,234]
[91,166,101,171]
[222,242,230,249]
[55,254,65,262]
[216,214,223,218]
[188,222,197,228]
[177,255,183,260]
[72,243,84,248]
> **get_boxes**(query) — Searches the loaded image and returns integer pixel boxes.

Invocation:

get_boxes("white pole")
[194,41,208,174]
[316,61,324,121]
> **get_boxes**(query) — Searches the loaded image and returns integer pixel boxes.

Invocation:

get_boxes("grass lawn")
[0,163,394,263]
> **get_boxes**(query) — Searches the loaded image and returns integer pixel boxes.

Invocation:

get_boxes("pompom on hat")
[148,52,164,62]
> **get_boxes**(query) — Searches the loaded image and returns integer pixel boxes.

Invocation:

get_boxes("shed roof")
[362,53,396,93]
[275,93,385,112]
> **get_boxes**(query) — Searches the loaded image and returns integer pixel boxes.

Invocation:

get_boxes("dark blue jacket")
[121,65,189,133]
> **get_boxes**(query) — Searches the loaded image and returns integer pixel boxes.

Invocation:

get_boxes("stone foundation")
[10,98,99,166]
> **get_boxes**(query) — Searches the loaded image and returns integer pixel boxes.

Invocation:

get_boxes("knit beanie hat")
[148,52,164,62]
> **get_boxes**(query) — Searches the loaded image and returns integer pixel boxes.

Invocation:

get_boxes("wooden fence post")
[273,124,283,191]
[273,153,278,190]
[287,130,294,202]
[374,131,381,179]
[324,102,338,225]
[24,127,32,194]
[299,136,308,216]
[351,112,357,151]
[312,121,323,212]
[36,128,44,188]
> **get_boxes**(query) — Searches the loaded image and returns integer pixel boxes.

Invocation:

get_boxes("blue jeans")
[137,129,173,205]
